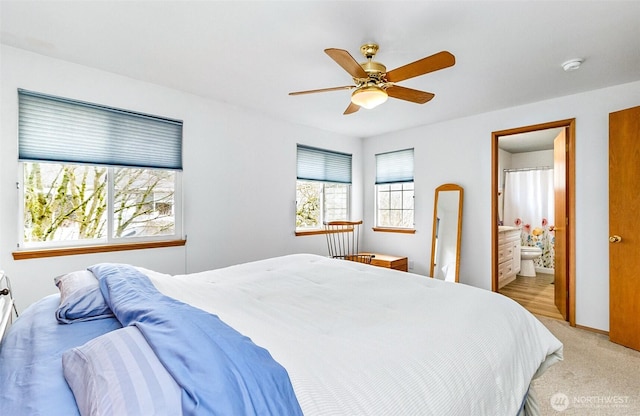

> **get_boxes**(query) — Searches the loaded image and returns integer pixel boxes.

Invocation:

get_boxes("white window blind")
[18,89,183,170]
[297,144,352,184]
[375,148,414,184]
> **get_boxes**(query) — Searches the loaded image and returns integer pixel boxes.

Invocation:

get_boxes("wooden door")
[553,129,568,319]
[609,105,640,351]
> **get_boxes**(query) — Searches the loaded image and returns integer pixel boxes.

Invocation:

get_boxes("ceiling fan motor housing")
[360,61,386,78]
[357,43,387,84]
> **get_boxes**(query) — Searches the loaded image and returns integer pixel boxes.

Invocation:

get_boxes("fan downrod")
[359,43,386,78]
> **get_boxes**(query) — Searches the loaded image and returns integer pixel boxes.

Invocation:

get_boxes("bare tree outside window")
[376,182,414,228]
[323,183,349,222]
[23,162,175,245]
[113,168,175,238]
[23,163,107,242]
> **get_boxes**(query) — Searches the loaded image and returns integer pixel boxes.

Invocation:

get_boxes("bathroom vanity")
[498,226,521,289]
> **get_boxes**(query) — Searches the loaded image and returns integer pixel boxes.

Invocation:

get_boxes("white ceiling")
[2,1,639,140]
[499,128,562,153]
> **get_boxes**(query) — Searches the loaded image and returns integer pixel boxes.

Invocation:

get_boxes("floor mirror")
[429,183,464,282]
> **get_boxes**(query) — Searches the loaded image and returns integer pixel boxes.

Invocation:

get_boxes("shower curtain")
[503,169,555,270]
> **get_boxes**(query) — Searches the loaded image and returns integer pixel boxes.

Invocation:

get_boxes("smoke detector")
[561,59,584,72]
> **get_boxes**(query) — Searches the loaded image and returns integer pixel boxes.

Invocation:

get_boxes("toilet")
[520,246,543,277]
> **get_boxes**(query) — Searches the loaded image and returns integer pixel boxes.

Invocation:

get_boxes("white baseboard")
[535,266,554,274]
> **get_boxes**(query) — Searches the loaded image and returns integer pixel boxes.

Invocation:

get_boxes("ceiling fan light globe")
[351,86,388,109]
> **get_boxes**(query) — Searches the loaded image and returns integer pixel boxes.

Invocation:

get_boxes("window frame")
[295,144,353,235]
[16,162,184,252]
[374,182,415,231]
[374,148,416,233]
[295,180,351,234]
[14,89,185,258]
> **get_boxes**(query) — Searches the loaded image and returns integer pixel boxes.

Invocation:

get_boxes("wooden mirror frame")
[429,183,464,282]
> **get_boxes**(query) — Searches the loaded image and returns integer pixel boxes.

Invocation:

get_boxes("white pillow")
[54,270,113,323]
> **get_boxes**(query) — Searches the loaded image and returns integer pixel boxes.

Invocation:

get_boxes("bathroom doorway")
[491,119,575,326]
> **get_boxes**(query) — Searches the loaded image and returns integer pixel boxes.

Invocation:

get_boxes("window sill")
[295,229,328,236]
[372,227,416,234]
[12,239,186,260]
[295,225,360,236]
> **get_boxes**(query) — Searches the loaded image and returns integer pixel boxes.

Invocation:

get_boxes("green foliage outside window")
[296,181,321,228]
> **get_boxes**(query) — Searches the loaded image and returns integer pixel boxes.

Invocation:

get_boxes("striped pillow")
[62,326,182,416]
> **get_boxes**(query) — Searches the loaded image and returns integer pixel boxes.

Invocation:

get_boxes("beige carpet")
[532,316,640,415]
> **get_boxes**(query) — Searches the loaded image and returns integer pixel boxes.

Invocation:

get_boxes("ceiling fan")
[289,43,455,115]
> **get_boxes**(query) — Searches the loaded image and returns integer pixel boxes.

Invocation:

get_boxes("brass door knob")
[609,235,622,243]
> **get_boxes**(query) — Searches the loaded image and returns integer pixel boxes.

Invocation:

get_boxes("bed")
[0,253,562,415]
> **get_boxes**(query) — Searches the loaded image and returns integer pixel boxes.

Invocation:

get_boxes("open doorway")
[491,120,576,326]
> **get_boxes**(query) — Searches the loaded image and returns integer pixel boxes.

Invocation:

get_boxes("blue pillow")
[62,326,182,416]
[54,270,113,324]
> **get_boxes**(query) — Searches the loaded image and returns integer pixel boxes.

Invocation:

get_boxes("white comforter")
[143,254,562,416]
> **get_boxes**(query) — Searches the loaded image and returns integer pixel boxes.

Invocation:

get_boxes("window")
[18,89,182,249]
[296,145,351,231]
[375,148,414,229]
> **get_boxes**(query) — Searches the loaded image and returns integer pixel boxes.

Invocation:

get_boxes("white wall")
[510,150,554,169]
[0,46,362,310]
[3,45,639,332]
[498,148,512,190]
[362,80,640,331]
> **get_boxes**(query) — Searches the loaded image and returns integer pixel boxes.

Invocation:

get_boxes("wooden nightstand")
[359,253,408,272]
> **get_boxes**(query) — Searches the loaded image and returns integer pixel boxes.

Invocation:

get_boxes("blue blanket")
[90,263,302,416]
[0,295,122,415]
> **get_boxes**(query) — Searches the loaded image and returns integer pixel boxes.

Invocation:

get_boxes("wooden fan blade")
[386,85,435,104]
[344,102,360,115]
[385,51,455,83]
[289,85,355,96]
[325,48,368,79]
